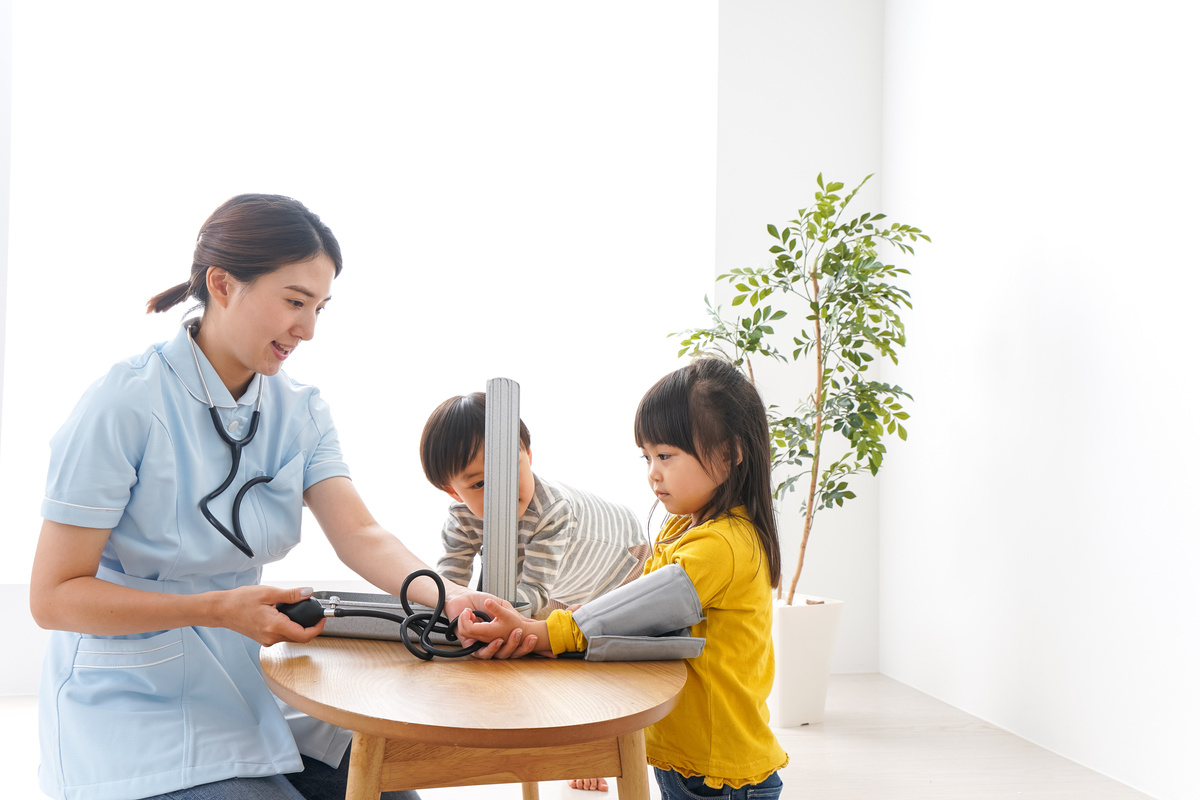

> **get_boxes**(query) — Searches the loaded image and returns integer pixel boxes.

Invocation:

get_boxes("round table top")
[261,636,688,748]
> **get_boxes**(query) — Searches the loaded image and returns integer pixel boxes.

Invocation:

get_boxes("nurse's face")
[203,255,336,396]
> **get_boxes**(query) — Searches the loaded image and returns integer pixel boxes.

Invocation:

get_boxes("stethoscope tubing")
[189,327,270,559]
[280,569,493,660]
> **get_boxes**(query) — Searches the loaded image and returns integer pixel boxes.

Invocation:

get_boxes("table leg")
[521,782,540,800]
[613,730,649,800]
[346,731,385,800]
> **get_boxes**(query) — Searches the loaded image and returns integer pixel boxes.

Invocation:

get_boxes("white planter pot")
[767,595,843,727]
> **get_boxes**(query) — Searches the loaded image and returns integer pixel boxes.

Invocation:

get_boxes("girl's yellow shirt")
[546,508,788,788]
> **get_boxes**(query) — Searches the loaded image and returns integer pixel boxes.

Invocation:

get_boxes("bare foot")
[567,777,610,791]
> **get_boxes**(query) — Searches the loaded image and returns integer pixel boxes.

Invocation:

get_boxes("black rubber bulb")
[276,598,325,628]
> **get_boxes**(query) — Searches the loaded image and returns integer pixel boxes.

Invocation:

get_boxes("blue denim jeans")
[143,774,304,800]
[653,768,783,800]
[145,756,420,799]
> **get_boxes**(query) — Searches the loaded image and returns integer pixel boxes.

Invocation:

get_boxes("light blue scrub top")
[38,323,353,800]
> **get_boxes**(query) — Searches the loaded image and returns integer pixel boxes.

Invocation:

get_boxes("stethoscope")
[188,327,270,559]
[188,329,489,659]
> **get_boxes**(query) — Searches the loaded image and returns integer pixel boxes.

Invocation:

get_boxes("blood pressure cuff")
[572,563,706,661]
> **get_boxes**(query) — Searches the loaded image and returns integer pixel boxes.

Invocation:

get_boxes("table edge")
[262,662,685,749]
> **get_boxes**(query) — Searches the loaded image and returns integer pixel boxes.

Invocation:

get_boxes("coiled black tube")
[330,569,492,661]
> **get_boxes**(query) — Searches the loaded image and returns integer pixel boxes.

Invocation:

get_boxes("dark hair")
[634,359,781,587]
[420,392,532,489]
[146,193,343,314]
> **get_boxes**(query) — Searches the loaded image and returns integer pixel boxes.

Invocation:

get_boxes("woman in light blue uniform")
[29,195,537,800]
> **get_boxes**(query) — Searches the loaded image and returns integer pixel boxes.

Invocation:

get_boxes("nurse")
[28,194,537,800]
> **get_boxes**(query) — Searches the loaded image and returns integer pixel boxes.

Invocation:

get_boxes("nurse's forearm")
[30,574,226,635]
[30,520,314,641]
[305,477,463,608]
[30,519,218,635]
[332,524,456,607]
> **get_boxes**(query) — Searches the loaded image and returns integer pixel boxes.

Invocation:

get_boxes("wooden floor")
[0,673,1154,799]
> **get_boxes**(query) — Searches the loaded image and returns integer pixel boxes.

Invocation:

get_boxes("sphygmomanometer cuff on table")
[548,563,706,661]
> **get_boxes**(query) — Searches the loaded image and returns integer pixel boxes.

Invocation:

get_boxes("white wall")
[2,2,717,588]
[879,3,1199,799]
[1,2,718,694]
[716,0,885,674]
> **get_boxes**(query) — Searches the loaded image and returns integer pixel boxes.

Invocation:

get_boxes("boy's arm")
[513,503,573,615]
[435,508,482,588]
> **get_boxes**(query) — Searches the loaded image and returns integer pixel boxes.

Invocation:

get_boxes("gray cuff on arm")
[572,563,706,661]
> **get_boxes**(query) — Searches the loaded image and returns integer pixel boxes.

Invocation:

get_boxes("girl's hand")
[444,591,540,659]
[443,590,511,625]
[456,598,548,659]
[215,585,326,646]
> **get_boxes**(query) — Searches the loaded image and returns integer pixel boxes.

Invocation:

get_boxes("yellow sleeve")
[668,526,737,608]
[545,609,588,655]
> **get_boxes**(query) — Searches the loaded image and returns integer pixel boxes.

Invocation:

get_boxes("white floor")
[1,674,1154,799]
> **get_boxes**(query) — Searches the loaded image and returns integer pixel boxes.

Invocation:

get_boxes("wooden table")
[261,637,687,800]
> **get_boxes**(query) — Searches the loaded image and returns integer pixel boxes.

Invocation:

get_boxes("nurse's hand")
[215,585,326,646]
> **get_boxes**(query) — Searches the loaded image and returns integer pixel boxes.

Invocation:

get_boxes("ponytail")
[145,280,194,314]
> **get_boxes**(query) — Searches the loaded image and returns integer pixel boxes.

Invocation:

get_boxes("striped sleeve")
[434,505,482,589]
[513,498,573,615]
[516,479,648,614]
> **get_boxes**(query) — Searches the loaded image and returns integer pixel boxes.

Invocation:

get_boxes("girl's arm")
[457,599,551,655]
[29,520,323,646]
[302,476,540,658]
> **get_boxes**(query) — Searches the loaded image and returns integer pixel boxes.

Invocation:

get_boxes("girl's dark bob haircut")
[634,359,781,587]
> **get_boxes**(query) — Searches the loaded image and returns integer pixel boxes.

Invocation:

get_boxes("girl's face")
[641,442,723,525]
[200,255,336,397]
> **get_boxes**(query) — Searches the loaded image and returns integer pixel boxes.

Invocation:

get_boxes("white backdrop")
[1,1,718,585]
[879,2,1200,799]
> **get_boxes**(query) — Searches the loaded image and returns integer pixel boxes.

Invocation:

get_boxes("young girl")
[459,358,788,799]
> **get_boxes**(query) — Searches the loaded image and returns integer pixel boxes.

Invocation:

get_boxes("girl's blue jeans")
[144,755,420,799]
[654,767,783,800]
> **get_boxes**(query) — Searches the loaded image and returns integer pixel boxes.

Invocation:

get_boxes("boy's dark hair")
[420,392,532,489]
[634,359,781,587]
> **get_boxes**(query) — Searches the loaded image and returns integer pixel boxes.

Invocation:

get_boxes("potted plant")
[673,174,929,724]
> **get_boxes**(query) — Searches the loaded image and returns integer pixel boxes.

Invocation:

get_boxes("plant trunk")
[786,270,824,605]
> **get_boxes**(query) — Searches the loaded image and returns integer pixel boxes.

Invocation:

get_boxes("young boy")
[420,392,648,619]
